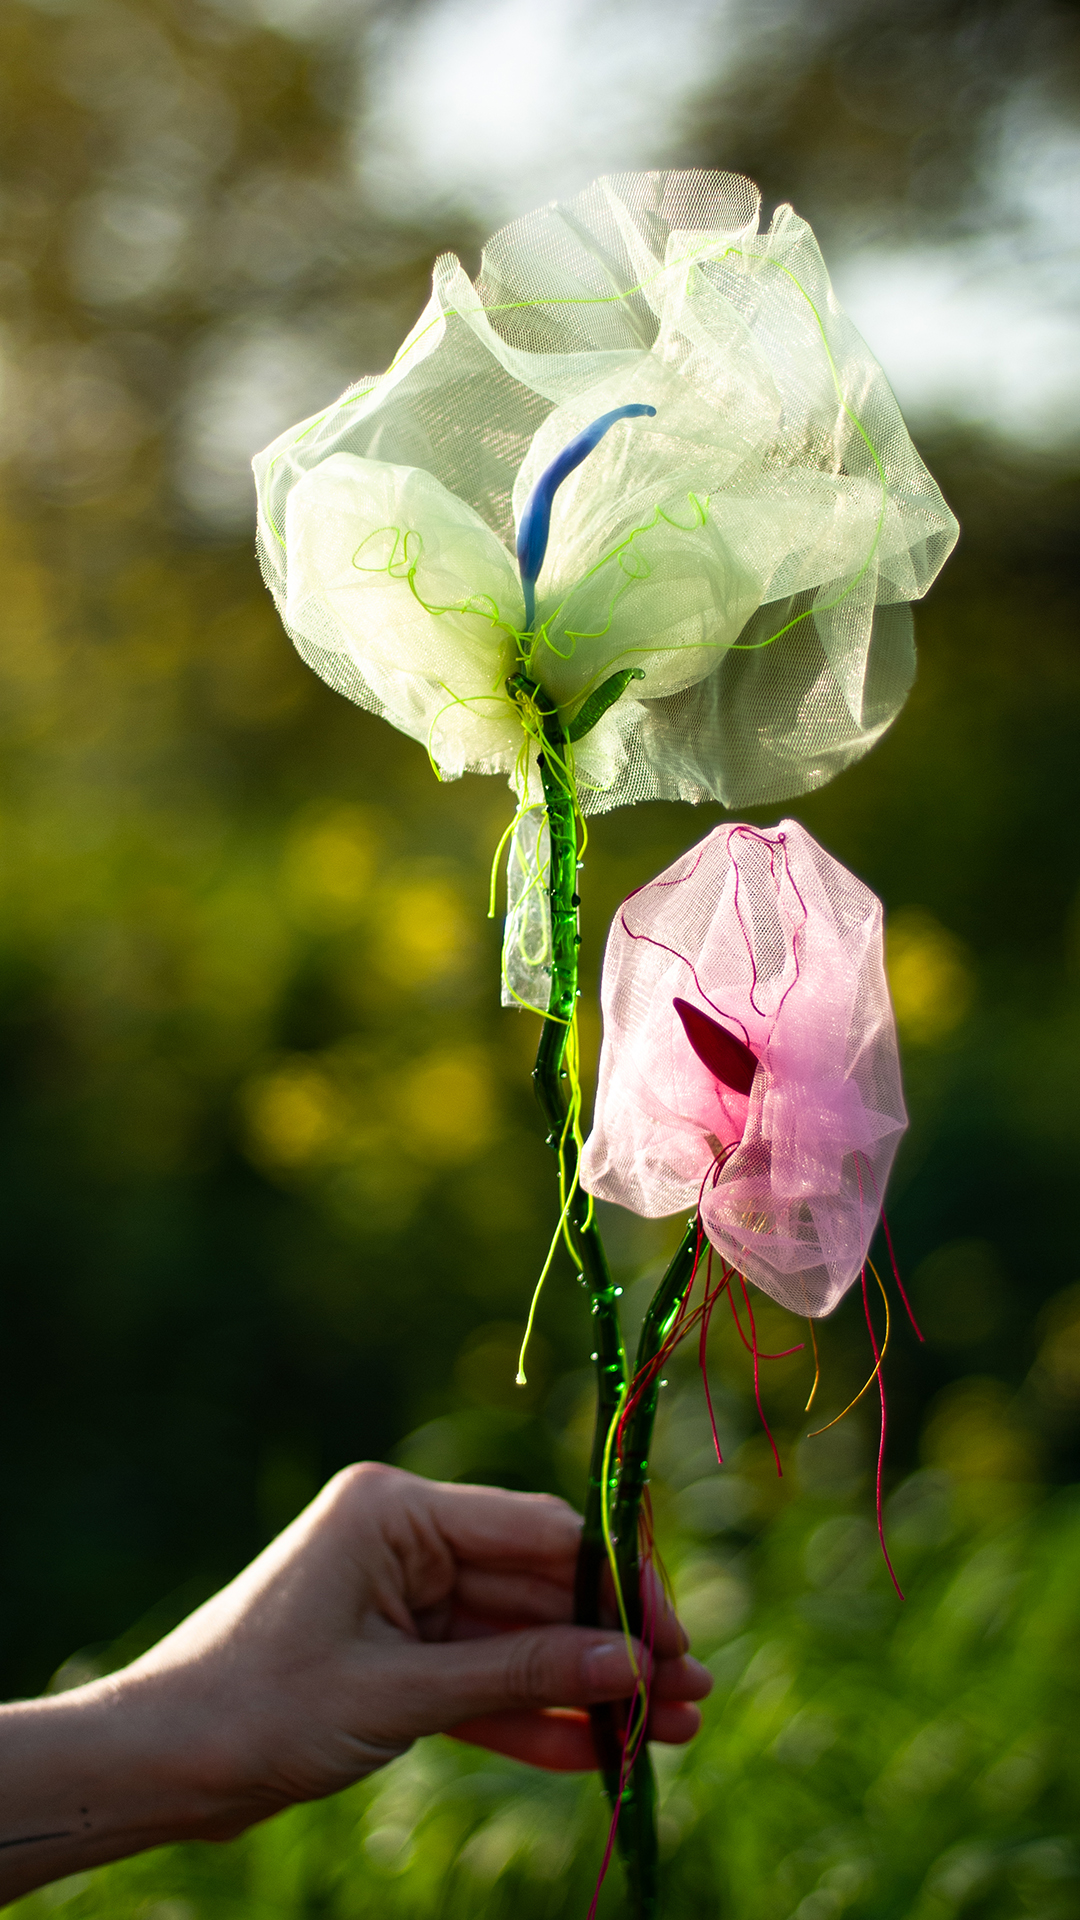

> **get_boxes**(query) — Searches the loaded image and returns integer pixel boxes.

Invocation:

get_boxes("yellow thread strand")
[558,1013,591,1251]
[525,494,710,672]
[806,1262,890,1437]
[515,1007,591,1382]
[599,1391,643,1684]
[804,1312,821,1413]
[515,1075,574,1381]
[505,692,592,1366]
[488,802,533,919]
[424,684,515,781]
[515,1165,578,1385]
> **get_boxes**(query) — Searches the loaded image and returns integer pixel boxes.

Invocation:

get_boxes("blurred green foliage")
[1,0,1078,1912]
[11,1479,1080,1919]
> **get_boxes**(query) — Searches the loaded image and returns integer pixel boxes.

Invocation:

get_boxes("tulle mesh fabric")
[501,806,552,1010]
[579,820,907,1316]
[253,170,958,813]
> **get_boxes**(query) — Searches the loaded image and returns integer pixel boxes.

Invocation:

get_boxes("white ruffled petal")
[283,452,523,779]
[255,169,959,811]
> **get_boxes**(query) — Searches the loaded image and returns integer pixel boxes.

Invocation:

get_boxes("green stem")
[521,678,697,1917]
[612,1219,700,1617]
[607,1219,699,1919]
[522,691,634,1843]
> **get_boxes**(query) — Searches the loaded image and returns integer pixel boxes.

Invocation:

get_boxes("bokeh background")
[1,0,1079,1913]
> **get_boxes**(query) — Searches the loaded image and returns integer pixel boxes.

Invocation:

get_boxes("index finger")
[423,1479,584,1578]
[423,1484,691,1658]
[412,1478,692,1659]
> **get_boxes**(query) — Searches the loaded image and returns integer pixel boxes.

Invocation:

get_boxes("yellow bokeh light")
[281,803,382,927]
[392,1047,495,1163]
[921,1378,1038,1486]
[886,906,975,1045]
[373,877,473,986]
[241,1059,346,1170]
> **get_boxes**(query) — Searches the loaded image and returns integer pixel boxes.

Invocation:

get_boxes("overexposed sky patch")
[835,244,1080,450]
[177,321,357,528]
[356,0,740,227]
[352,0,1079,451]
[171,0,1078,530]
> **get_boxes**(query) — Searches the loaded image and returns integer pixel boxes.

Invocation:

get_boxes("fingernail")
[681,1655,713,1693]
[582,1641,643,1696]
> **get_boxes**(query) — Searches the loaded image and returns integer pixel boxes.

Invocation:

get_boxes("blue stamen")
[516,403,656,629]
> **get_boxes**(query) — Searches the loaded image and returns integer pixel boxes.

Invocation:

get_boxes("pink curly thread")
[616,1224,778,1471]
[587,1637,651,1916]
[588,1781,622,1919]
[708,1141,741,1191]
[618,1229,731,1467]
[697,1139,738,1202]
[639,1488,671,1604]
[617,912,755,1048]
[617,1211,800,1480]
[615,1222,707,1454]
[621,839,711,905]
[727,825,807,1021]
[729,826,775,1018]
[880,1208,922,1339]
[724,1275,804,1364]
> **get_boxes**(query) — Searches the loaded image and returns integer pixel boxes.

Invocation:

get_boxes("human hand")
[0,1463,711,1899]
[130,1461,712,1823]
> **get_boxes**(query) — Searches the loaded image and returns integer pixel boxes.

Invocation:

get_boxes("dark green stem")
[519,687,637,1862]
[612,1219,700,1617]
[606,1219,699,1916]
[519,676,698,1918]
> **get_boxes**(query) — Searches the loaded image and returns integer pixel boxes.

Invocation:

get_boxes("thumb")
[377,1627,646,1742]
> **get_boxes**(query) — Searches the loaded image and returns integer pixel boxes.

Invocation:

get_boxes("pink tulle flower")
[580,820,907,1317]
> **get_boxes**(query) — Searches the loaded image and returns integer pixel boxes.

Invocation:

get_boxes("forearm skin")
[0,1677,237,1903]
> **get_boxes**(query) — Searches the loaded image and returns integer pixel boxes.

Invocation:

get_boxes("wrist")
[0,1670,251,1903]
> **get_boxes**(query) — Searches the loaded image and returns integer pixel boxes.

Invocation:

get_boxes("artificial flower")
[253,169,958,815]
[579,819,907,1317]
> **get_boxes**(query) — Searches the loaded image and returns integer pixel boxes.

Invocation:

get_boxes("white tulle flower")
[254,169,957,814]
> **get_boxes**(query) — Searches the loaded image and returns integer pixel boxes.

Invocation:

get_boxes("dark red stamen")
[736,1275,784,1478]
[673,996,759,1095]
[853,1150,925,1343]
